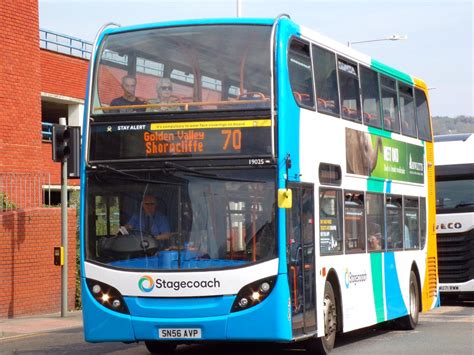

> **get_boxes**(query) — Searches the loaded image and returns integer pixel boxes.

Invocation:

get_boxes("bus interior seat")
[364,112,381,126]
[237,92,268,108]
[317,98,328,108]
[238,92,266,100]
[317,98,337,114]
[342,106,360,119]
[293,91,313,106]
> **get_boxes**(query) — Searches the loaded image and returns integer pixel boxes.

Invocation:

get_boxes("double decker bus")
[435,134,474,299]
[80,16,439,354]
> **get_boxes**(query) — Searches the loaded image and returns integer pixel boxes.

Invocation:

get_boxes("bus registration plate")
[159,328,202,339]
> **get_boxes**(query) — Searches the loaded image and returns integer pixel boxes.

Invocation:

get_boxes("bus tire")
[144,341,177,354]
[306,281,337,354]
[396,271,419,330]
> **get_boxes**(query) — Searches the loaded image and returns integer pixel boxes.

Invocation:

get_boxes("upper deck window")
[360,67,381,128]
[415,89,432,141]
[312,45,340,116]
[380,76,400,133]
[399,83,417,137]
[92,25,272,116]
[338,58,361,122]
[288,39,315,109]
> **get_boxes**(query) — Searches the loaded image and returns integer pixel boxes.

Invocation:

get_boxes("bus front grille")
[437,229,474,284]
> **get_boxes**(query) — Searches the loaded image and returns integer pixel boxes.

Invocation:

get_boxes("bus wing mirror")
[278,189,292,209]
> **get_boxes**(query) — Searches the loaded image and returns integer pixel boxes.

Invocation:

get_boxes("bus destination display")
[89,119,272,161]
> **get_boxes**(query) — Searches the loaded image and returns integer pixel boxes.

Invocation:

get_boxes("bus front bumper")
[82,275,292,343]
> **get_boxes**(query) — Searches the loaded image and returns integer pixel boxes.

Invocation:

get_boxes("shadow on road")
[440,295,474,307]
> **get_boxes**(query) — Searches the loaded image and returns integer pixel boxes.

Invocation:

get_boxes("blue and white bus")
[80,16,439,354]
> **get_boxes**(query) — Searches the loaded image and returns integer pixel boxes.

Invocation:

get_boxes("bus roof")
[434,133,472,142]
[98,16,427,90]
[101,18,274,36]
[298,23,427,89]
[434,133,474,166]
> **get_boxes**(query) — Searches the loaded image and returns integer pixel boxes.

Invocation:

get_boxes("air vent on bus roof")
[434,133,472,142]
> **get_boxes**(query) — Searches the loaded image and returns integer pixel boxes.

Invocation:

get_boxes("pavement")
[0,311,83,341]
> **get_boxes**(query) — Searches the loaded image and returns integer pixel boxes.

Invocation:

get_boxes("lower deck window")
[344,191,365,253]
[319,188,343,254]
[404,197,419,249]
[386,195,403,250]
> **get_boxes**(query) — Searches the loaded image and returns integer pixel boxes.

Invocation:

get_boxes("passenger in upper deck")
[110,75,146,113]
[147,77,182,112]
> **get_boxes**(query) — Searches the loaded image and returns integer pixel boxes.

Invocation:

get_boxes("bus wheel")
[396,271,419,330]
[306,281,337,354]
[144,341,177,354]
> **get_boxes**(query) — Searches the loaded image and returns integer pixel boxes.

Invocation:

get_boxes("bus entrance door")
[287,184,316,337]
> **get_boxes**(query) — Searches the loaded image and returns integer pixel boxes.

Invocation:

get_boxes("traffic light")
[52,124,71,162]
[67,126,81,178]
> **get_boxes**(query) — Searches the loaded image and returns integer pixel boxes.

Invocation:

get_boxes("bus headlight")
[231,276,276,312]
[86,279,129,314]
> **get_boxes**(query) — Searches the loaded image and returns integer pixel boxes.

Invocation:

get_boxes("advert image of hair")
[345,128,383,176]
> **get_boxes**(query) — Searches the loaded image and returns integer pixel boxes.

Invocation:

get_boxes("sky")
[39,0,473,117]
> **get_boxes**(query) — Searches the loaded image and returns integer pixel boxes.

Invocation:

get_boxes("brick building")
[0,0,88,318]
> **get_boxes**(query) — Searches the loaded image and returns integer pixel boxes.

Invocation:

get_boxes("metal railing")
[42,122,53,141]
[0,173,51,212]
[38,29,232,94]
[40,28,92,60]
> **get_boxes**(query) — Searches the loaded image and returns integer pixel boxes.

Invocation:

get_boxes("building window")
[41,100,68,141]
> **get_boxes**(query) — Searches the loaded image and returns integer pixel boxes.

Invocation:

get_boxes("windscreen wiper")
[454,202,474,208]
[90,163,179,186]
[164,161,266,183]
[164,161,217,177]
[92,163,140,180]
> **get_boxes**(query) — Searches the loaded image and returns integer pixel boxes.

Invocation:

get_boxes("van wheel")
[306,281,337,354]
[396,271,419,330]
[144,341,176,354]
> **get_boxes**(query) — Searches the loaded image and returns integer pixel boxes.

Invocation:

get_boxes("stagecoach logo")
[344,269,368,288]
[138,275,155,292]
[138,275,222,293]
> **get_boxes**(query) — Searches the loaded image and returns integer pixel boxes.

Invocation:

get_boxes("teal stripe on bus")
[371,59,413,85]
[368,126,391,139]
[370,253,385,323]
[367,177,384,193]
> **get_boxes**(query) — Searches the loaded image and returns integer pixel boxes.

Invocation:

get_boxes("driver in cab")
[124,194,172,242]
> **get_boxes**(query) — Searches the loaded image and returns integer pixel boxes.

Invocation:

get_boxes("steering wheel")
[102,229,159,256]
